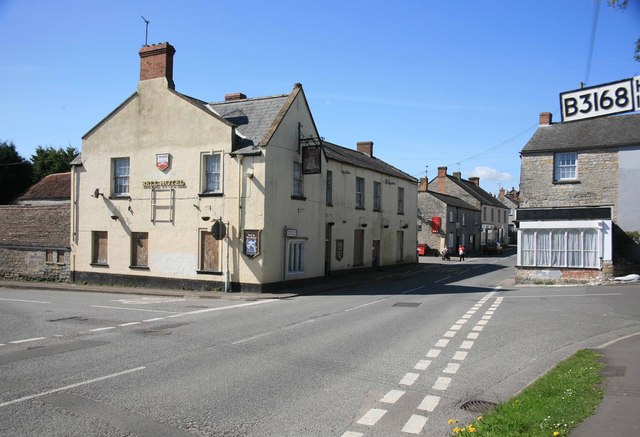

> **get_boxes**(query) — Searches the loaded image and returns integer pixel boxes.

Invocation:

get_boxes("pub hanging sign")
[431,216,441,233]
[243,230,261,258]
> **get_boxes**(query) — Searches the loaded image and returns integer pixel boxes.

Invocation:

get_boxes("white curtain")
[521,231,535,266]
[567,230,582,267]
[550,230,566,267]
[583,229,598,267]
[536,231,551,266]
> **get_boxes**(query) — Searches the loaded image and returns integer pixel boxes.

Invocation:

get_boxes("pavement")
[1,254,638,435]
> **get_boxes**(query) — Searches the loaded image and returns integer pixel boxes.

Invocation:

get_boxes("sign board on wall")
[302,145,322,174]
[431,216,441,234]
[243,230,260,257]
[560,76,640,122]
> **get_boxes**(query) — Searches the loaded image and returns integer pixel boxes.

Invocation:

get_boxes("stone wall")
[520,149,619,220]
[0,247,70,282]
[417,194,448,253]
[515,266,605,284]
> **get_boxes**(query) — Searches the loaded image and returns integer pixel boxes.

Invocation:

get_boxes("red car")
[483,242,503,255]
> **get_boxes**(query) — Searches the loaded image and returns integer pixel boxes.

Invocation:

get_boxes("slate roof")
[322,141,418,183]
[445,175,507,209]
[16,172,70,201]
[426,191,480,211]
[207,94,291,148]
[0,205,70,249]
[522,112,640,154]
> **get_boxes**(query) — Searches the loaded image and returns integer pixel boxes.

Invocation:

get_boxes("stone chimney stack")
[499,187,506,198]
[357,141,373,157]
[453,171,461,179]
[469,176,480,187]
[418,177,428,192]
[225,93,247,101]
[539,112,552,126]
[139,42,176,89]
[437,166,447,178]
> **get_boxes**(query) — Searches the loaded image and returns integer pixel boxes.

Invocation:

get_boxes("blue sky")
[1,0,639,195]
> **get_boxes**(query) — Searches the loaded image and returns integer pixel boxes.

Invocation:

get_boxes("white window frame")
[355,177,365,209]
[287,239,306,275]
[201,152,223,193]
[554,152,577,181]
[112,157,130,196]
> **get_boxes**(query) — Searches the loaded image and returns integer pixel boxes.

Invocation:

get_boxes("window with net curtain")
[521,228,598,268]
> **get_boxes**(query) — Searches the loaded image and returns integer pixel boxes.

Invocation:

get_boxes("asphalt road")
[1,252,639,436]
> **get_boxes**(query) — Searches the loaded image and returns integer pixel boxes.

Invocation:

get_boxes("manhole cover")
[393,302,421,308]
[460,400,498,413]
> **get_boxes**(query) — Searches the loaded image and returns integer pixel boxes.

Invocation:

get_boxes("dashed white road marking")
[435,339,449,347]
[472,325,484,331]
[0,298,51,304]
[231,332,273,345]
[460,340,475,349]
[481,315,492,320]
[399,372,420,386]
[0,366,146,408]
[142,317,165,322]
[414,359,431,370]
[476,319,488,326]
[461,314,472,319]
[401,414,428,434]
[450,324,462,331]
[433,376,452,391]
[452,351,468,361]
[417,395,441,412]
[90,305,178,314]
[426,349,441,358]
[89,327,115,332]
[380,389,405,404]
[467,332,479,339]
[357,408,387,426]
[10,337,46,344]
[118,322,141,327]
[443,330,456,338]
[443,362,460,374]
[455,319,468,324]
[341,432,363,437]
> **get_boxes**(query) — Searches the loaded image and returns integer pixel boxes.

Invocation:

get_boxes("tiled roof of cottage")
[445,176,507,209]
[322,141,418,183]
[426,191,480,211]
[522,112,640,153]
[207,94,291,148]
[0,205,70,249]
[17,172,70,201]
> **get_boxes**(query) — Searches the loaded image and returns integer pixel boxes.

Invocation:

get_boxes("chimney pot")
[357,141,373,157]
[539,112,552,126]
[139,42,176,89]
[225,93,248,101]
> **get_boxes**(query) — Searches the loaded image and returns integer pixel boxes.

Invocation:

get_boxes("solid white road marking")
[460,340,475,349]
[380,389,405,404]
[433,376,452,390]
[426,349,441,358]
[452,351,468,361]
[10,337,46,344]
[89,327,115,332]
[0,366,146,408]
[435,339,449,347]
[400,372,420,386]
[414,359,431,370]
[90,305,179,314]
[357,408,387,426]
[417,394,441,412]
[402,414,428,434]
[467,332,479,339]
[0,298,51,304]
[443,362,460,374]
[443,330,456,338]
[118,322,141,327]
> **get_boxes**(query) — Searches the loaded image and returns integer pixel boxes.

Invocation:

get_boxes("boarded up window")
[131,232,149,267]
[46,250,54,263]
[353,229,364,266]
[200,230,221,272]
[92,231,108,265]
[57,251,65,264]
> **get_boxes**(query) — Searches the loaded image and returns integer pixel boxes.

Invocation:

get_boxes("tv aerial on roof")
[141,16,150,46]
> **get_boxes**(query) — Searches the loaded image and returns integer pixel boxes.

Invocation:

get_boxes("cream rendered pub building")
[70,43,417,291]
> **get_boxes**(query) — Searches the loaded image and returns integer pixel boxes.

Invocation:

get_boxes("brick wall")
[520,148,619,220]
[0,247,69,282]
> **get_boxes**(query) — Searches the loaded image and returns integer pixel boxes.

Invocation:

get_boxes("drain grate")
[460,400,498,413]
[393,302,421,308]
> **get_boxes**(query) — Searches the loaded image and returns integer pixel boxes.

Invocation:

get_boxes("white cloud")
[471,166,512,184]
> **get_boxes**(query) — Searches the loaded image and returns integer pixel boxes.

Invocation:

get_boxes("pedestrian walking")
[458,245,465,261]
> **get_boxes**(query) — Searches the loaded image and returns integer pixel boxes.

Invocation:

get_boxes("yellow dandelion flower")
[448,419,454,424]
[468,426,476,433]
[453,427,460,433]
[553,433,559,436]
[477,416,483,421]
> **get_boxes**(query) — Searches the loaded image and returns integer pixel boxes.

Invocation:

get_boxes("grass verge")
[448,349,604,436]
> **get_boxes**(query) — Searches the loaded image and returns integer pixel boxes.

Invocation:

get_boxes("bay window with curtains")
[519,226,602,268]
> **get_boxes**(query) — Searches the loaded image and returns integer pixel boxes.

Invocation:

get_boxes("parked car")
[483,241,503,255]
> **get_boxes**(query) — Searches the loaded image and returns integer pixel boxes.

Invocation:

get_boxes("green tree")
[0,141,33,204]
[30,145,79,182]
